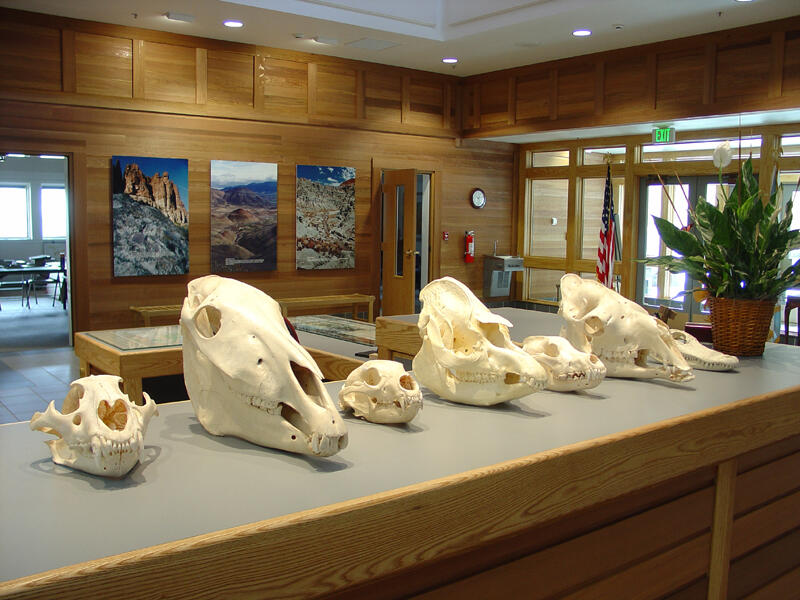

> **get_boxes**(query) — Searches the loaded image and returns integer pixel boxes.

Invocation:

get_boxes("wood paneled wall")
[462,16,800,138]
[0,99,513,333]
[0,9,513,333]
[0,8,459,139]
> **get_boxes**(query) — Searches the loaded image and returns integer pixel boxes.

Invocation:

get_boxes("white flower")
[712,141,733,169]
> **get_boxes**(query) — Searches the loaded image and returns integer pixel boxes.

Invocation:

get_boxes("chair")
[785,297,800,345]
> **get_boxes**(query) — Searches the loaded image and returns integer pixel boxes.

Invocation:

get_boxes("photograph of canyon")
[111,155,189,277]
[210,160,278,273]
[296,165,356,270]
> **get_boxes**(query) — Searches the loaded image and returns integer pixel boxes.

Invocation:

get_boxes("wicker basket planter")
[708,296,776,356]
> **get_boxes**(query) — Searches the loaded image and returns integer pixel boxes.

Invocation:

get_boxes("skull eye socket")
[585,316,604,336]
[62,383,85,414]
[363,367,381,386]
[98,399,128,431]
[399,374,416,390]
[544,343,560,357]
[194,305,222,339]
[590,354,600,364]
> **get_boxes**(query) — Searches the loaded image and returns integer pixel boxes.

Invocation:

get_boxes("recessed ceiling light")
[223,19,243,28]
[39,155,65,159]
[572,29,592,37]
[6,153,27,158]
[312,36,338,45]
[165,12,194,23]
[442,57,458,64]
[734,0,754,2]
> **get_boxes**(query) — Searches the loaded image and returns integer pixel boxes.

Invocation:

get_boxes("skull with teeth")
[338,360,423,423]
[558,274,694,382]
[669,329,739,371]
[30,375,158,478]
[181,275,348,457]
[412,276,548,405]
[521,335,606,391]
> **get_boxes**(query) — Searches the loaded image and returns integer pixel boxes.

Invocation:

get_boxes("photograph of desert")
[296,164,356,270]
[111,155,189,277]
[210,160,278,273]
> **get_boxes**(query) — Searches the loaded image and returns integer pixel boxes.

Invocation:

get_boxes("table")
[376,307,561,360]
[278,293,375,322]
[2,344,799,599]
[74,324,367,404]
[0,262,66,309]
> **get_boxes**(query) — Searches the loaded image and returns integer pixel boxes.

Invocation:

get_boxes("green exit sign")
[652,127,676,144]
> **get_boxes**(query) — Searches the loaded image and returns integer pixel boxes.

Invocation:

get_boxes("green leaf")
[652,216,704,256]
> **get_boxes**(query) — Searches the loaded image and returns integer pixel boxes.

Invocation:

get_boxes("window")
[528,179,568,257]
[0,185,30,239]
[581,176,624,259]
[41,186,67,239]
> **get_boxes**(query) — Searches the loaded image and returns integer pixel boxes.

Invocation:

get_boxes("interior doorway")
[0,152,72,351]
[380,169,432,316]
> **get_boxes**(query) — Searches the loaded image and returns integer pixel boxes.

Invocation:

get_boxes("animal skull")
[180,275,348,457]
[521,335,606,391]
[412,276,547,405]
[30,375,158,478]
[559,274,694,382]
[339,360,422,423]
[669,329,739,371]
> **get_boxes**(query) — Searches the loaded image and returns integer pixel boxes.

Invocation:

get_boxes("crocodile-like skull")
[181,275,348,457]
[559,274,694,382]
[670,329,739,371]
[521,335,606,391]
[30,375,158,477]
[412,276,547,405]
[339,360,422,423]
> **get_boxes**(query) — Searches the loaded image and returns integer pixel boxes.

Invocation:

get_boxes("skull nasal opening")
[290,362,325,408]
[98,399,128,431]
[194,305,222,338]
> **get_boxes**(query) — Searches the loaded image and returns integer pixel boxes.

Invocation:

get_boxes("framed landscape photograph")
[210,160,278,273]
[295,164,356,270]
[111,155,189,277]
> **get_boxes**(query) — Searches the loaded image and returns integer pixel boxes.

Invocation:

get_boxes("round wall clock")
[470,188,486,209]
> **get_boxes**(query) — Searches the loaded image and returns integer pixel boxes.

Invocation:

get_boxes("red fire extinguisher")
[464,230,475,263]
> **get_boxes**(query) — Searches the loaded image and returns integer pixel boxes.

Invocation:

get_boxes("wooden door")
[381,169,417,315]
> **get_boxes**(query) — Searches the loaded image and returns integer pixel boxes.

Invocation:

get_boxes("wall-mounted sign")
[652,126,676,144]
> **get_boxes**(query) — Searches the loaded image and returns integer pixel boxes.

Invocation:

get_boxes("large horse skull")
[670,329,739,371]
[181,275,348,457]
[30,375,158,477]
[339,360,422,423]
[413,276,547,405]
[521,335,606,391]
[559,274,694,382]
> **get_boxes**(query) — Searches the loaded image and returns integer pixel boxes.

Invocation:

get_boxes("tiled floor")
[0,292,77,424]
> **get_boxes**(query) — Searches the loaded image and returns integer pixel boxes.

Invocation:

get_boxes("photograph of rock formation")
[296,165,356,270]
[210,160,278,273]
[111,155,189,277]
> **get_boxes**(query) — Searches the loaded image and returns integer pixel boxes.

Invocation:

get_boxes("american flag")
[596,163,615,287]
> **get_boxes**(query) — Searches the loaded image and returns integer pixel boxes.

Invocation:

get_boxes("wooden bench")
[130,304,182,326]
[278,293,375,322]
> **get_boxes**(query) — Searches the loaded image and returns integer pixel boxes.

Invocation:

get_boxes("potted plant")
[646,142,800,356]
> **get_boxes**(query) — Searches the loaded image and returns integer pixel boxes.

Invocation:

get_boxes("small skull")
[670,329,739,371]
[521,336,606,391]
[181,275,348,457]
[559,274,693,382]
[413,276,547,405]
[339,360,422,423]
[30,375,158,478]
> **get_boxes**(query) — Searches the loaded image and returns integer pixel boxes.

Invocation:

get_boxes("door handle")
[404,250,419,257]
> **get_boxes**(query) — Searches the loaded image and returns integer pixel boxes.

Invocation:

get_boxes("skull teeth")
[245,394,281,414]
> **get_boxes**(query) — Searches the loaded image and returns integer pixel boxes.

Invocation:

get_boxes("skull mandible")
[412,276,547,405]
[180,275,348,457]
[30,375,158,477]
[339,360,422,423]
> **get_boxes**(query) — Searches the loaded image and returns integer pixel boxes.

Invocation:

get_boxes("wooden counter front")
[1,344,799,599]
